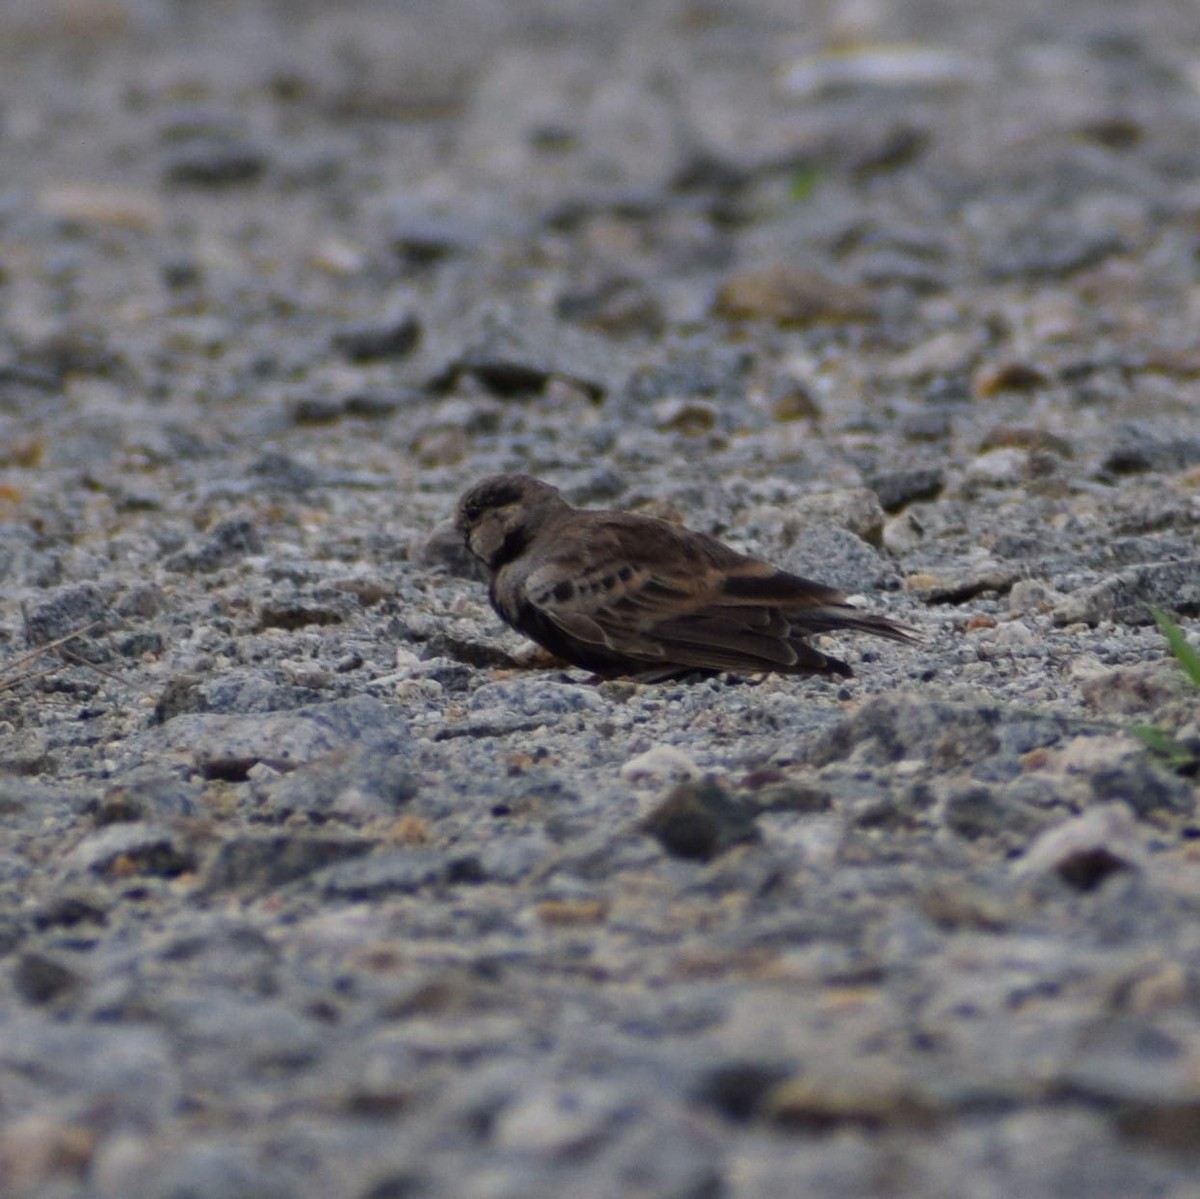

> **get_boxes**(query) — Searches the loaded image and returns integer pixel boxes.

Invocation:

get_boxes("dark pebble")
[388,213,483,265]
[692,1059,795,1122]
[1101,421,1200,476]
[333,313,421,361]
[23,582,108,647]
[204,833,375,893]
[642,777,760,861]
[69,822,197,879]
[14,950,81,1006]
[248,452,323,495]
[163,516,263,574]
[343,388,423,417]
[289,394,347,424]
[866,466,945,513]
[164,136,269,186]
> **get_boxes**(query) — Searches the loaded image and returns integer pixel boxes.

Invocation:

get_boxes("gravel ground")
[2,1,1199,1196]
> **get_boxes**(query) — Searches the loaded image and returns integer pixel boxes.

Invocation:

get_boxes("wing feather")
[516,511,910,676]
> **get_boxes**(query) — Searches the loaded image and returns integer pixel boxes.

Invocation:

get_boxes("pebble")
[332,312,422,361]
[1015,804,1145,891]
[641,777,760,860]
[713,266,876,325]
[619,744,701,785]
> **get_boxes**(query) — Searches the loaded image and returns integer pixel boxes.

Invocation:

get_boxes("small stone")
[332,312,421,361]
[979,424,1072,458]
[1079,665,1183,717]
[785,524,889,594]
[38,183,162,232]
[17,327,123,382]
[163,516,263,574]
[765,1070,927,1129]
[642,776,760,861]
[780,44,974,97]
[492,1083,632,1154]
[154,1147,292,1199]
[1051,560,1200,626]
[793,488,886,548]
[1008,578,1062,615]
[205,833,375,892]
[900,408,953,441]
[713,266,875,325]
[882,511,925,555]
[288,394,345,424]
[163,137,268,186]
[965,614,997,631]
[867,467,944,513]
[652,397,717,434]
[14,951,82,1005]
[95,775,200,823]
[151,696,411,779]
[973,361,1050,397]
[264,741,418,819]
[161,257,203,289]
[421,303,613,401]
[0,1116,94,1192]
[886,328,985,380]
[23,582,108,647]
[66,822,196,880]
[620,744,701,785]
[1016,804,1145,891]
[247,452,323,495]
[692,1060,795,1121]
[555,275,665,336]
[343,388,422,417]
[535,898,608,925]
[770,383,822,422]
[967,447,1028,486]
[318,849,454,900]
[387,211,484,265]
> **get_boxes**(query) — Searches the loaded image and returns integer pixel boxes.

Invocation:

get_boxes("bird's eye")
[464,501,484,522]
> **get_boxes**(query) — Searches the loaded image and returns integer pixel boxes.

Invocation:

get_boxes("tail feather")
[800,605,918,643]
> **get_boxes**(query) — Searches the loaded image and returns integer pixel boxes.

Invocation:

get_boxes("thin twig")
[60,648,127,687]
[0,618,107,693]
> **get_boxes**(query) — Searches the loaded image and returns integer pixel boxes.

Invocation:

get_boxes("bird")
[454,473,915,683]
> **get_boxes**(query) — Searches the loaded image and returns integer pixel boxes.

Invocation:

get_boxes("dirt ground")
[1,1,1199,1196]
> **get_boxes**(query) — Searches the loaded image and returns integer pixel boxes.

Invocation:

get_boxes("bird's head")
[455,474,569,570]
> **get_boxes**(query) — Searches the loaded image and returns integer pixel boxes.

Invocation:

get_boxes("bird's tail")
[804,604,919,643]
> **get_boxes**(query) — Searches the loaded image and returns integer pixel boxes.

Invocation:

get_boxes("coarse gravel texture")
[2,0,1200,1196]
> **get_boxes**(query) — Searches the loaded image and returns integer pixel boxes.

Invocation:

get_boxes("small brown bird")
[455,474,914,682]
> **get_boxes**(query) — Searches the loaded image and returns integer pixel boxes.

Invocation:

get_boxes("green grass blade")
[1130,723,1196,767]
[1149,607,1200,687]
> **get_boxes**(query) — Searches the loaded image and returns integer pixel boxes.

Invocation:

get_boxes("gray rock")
[163,516,263,574]
[155,1146,295,1199]
[1015,804,1145,891]
[420,303,617,400]
[65,823,197,881]
[204,833,375,892]
[163,136,269,186]
[1052,559,1200,626]
[867,466,945,513]
[22,582,109,647]
[264,741,418,819]
[1102,422,1200,476]
[332,311,422,362]
[149,696,411,780]
[318,849,460,899]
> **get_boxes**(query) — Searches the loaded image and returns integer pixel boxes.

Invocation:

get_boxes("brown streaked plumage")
[454,474,915,682]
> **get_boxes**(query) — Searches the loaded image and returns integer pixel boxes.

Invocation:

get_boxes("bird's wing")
[520,515,882,672]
